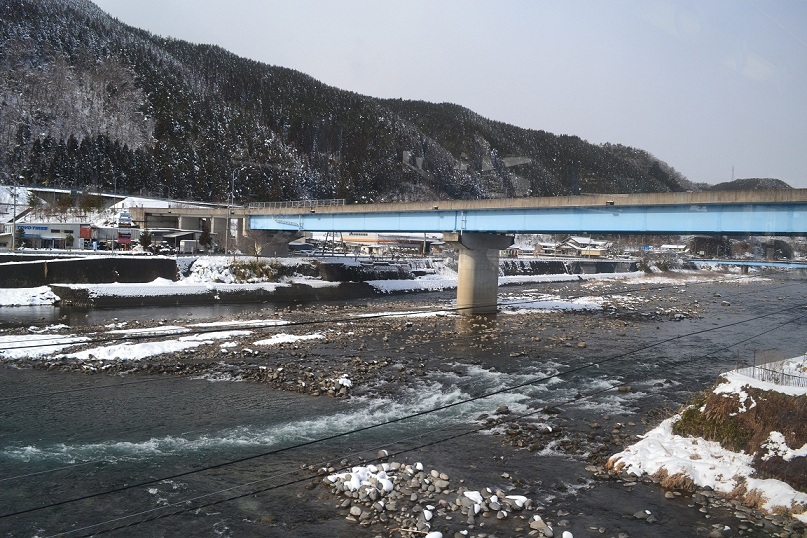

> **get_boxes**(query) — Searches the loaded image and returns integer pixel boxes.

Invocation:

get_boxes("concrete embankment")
[0,254,177,287]
[500,258,637,275]
[50,281,378,308]
[317,260,415,281]
[5,255,640,307]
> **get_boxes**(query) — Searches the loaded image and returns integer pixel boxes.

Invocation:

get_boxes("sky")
[91,0,807,188]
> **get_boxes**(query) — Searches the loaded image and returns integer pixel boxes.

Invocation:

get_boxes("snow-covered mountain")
[1,0,707,205]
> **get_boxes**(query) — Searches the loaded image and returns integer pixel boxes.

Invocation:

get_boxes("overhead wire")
[57,307,807,537]
[3,293,806,522]
[0,271,803,486]
[0,267,801,385]
[1,269,801,415]
[0,271,803,501]
[4,273,799,492]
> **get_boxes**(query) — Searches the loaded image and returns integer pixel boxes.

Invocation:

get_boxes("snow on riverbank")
[0,257,768,308]
[64,330,255,363]
[0,313,289,362]
[0,286,61,306]
[0,254,768,307]
[0,255,803,530]
[609,354,807,523]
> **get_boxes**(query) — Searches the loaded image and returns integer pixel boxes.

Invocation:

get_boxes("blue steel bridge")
[135,189,807,314]
[248,190,807,236]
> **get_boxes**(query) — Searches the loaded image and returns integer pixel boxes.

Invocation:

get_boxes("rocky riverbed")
[2,273,806,537]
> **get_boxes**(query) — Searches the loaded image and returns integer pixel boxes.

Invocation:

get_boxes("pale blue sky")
[92,0,807,188]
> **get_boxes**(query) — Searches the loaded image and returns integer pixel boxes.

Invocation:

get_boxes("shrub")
[673,394,751,452]
[743,488,768,510]
[231,260,279,282]
[636,254,653,273]
[652,467,696,493]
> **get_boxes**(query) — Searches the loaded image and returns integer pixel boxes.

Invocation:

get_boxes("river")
[1,272,805,537]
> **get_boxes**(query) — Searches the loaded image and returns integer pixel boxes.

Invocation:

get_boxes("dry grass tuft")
[726,476,748,501]
[771,504,794,518]
[726,477,768,509]
[651,467,668,482]
[661,472,696,493]
[743,489,769,511]
[650,467,696,493]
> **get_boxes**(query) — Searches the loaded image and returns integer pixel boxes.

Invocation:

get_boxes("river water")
[1,272,806,537]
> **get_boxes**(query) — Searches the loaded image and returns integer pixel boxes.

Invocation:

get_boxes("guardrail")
[248,199,346,209]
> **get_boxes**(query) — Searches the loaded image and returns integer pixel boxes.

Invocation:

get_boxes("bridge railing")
[248,199,346,209]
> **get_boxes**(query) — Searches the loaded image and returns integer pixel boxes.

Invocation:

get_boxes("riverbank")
[607,356,807,519]
[1,270,805,537]
[0,253,750,310]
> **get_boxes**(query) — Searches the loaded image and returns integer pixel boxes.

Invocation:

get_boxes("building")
[1,185,216,252]
[556,236,611,258]
[12,222,85,249]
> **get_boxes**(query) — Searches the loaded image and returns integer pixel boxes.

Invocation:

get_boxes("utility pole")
[225,163,256,255]
[11,177,18,250]
[226,160,265,255]
[225,169,235,255]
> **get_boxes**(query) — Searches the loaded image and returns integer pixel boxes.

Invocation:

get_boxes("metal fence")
[735,354,807,388]
[248,199,346,209]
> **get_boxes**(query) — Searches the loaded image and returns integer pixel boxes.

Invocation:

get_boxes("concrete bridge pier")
[209,216,228,245]
[444,231,514,315]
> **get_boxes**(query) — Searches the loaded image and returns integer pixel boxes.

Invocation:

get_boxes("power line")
[0,269,798,368]
[0,272,802,497]
[4,299,805,522]
[2,273,794,491]
[59,309,807,537]
[0,273,802,486]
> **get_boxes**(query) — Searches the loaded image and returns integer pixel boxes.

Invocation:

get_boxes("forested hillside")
[1,0,699,204]
[706,178,792,191]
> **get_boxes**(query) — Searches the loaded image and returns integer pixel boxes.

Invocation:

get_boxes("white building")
[11,222,85,249]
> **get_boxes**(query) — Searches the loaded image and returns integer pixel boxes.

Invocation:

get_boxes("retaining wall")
[0,257,178,288]
[51,282,376,308]
[500,258,637,276]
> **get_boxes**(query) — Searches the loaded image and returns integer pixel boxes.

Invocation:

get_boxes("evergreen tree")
[0,0,695,204]
[198,219,213,252]
[138,229,153,250]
